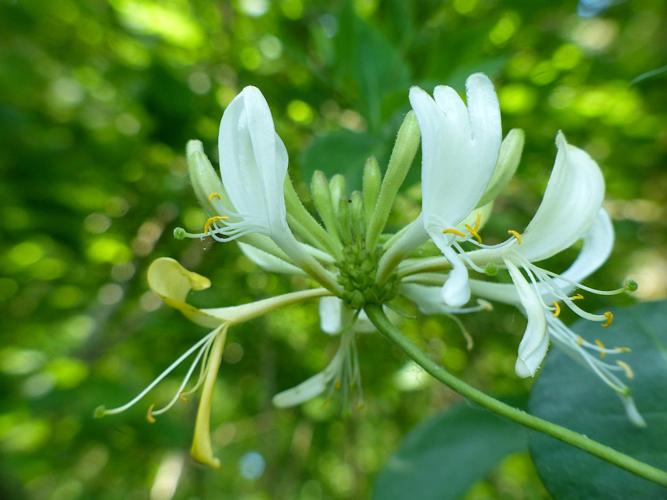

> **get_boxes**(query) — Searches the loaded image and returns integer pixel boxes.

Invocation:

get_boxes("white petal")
[506,260,548,377]
[273,350,343,408]
[440,246,471,307]
[218,86,288,232]
[353,310,377,333]
[561,208,614,284]
[519,132,605,262]
[238,242,303,275]
[401,283,476,315]
[319,297,343,335]
[411,74,501,234]
[272,371,329,408]
[620,394,646,428]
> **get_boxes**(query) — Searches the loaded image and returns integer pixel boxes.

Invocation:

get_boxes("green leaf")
[334,3,410,130]
[529,300,667,499]
[373,404,527,500]
[300,130,378,189]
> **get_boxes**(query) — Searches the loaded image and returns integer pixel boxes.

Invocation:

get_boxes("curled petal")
[440,246,471,307]
[506,260,548,377]
[148,257,329,328]
[560,208,614,284]
[190,327,227,468]
[319,297,343,335]
[272,352,341,408]
[519,132,605,262]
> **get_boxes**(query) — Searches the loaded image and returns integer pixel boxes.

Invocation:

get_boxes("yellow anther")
[594,339,606,359]
[602,311,614,328]
[507,229,523,244]
[552,301,561,317]
[464,223,483,243]
[615,346,632,353]
[472,211,482,232]
[203,215,229,234]
[179,392,189,402]
[208,192,223,202]
[443,227,467,238]
[576,335,584,346]
[570,293,585,301]
[146,404,156,424]
[616,360,635,380]
[334,379,342,390]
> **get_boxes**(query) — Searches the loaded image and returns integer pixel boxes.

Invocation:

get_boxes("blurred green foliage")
[1,0,666,499]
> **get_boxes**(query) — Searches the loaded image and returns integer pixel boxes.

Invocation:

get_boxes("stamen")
[507,230,522,244]
[203,215,229,234]
[443,228,466,238]
[472,212,482,232]
[552,301,561,317]
[576,335,584,346]
[334,379,342,390]
[615,346,632,353]
[146,404,156,424]
[595,339,607,358]
[570,293,584,301]
[445,313,474,350]
[208,192,223,202]
[464,223,482,244]
[602,311,614,328]
[616,360,635,379]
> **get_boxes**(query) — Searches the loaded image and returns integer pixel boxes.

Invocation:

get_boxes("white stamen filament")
[100,329,218,416]
[151,333,216,417]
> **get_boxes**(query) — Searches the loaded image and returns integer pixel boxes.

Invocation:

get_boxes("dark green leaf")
[334,3,410,130]
[300,130,378,189]
[529,300,667,499]
[373,404,527,500]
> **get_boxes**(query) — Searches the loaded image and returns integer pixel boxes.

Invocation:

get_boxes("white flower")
[468,211,644,426]
[471,132,607,376]
[180,86,340,293]
[217,85,291,241]
[409,73,501,307]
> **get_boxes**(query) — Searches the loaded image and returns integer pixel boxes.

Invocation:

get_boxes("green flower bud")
[477,129,525,207]
[186,140,227,215]
[311,170,340,243]
[362,156,381,225]
[329,174,347,217]
[366,111,420,249]
[350,191,365,238]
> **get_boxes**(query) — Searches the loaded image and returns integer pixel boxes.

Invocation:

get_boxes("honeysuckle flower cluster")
[96,75,642,468]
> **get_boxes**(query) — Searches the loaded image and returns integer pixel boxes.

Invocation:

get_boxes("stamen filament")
[443,227,466,238]
[97,330,216,417]
[464,223,482,244]
[204,215,230,234]
[507,229,522,244]
[151,334,215,417]
[616,360,635,379]
[595,339,607,358]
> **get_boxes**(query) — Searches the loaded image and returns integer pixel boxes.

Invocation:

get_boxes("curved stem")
[364,304,667,488]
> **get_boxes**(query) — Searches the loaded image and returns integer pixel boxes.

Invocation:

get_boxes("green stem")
[364,305,667,488]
